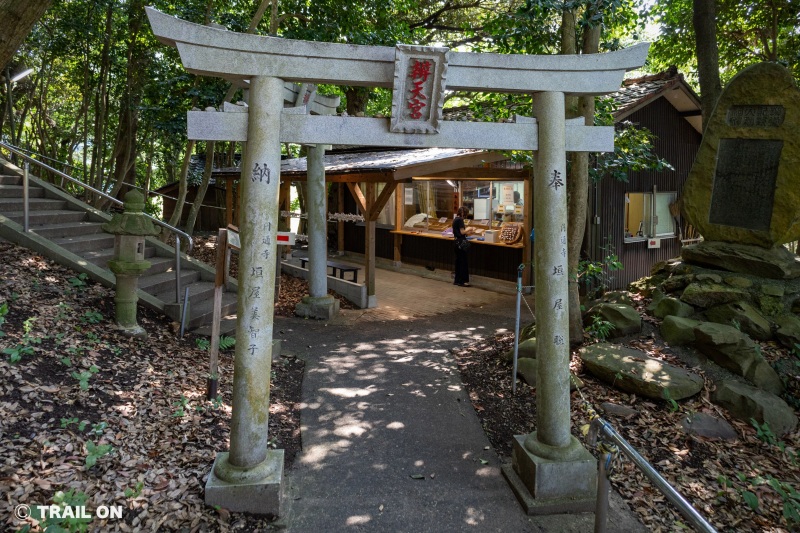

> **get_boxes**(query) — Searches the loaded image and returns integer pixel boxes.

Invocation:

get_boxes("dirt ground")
[2,238,800,531]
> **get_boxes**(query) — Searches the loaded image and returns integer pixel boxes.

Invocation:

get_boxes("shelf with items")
[391,220,524,248]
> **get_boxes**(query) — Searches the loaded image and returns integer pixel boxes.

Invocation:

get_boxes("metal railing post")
[22,162,29,232]
[512,263,524,394]
[589,417,717,533]
[594,453,611,533]
[175,235,182,303]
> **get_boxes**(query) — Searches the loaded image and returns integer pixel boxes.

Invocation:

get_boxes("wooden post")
[337,183,345,254]
[394,182,403,265]
[226,178,234,226]
[208,227,227,400]
[365,182,376,306]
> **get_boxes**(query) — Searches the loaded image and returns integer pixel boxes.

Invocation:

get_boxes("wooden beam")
[368,181,397,221]
[282,170,394,183]
[391,151,506,180]
[416,168,530,179]
[346,182,367,214]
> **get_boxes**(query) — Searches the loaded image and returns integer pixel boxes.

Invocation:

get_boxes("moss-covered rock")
[580,343,703,400]
[680,282,749,309]
[704,302,772,341]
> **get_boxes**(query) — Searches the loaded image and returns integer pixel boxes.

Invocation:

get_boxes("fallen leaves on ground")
[0,242,300,532]
[454,313,800,532]
[186,234,357,317]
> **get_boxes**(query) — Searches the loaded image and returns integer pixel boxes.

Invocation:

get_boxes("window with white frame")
[624,191,677,242]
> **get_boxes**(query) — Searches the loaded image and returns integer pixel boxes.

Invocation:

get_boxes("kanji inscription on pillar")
[390,44,449,134]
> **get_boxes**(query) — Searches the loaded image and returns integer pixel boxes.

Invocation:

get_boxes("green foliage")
[586,314,615,341]
[767,476,800,526]
[68,273,89,291]
[196,335,235,351]
[590,114,674,183]
[648,0,800,86]
[33,489,92,532]
[195,337,210,351]
[71,365,99,390]
[662,389,679,412]
[172,395,189,417]
[0,301,7,337]
[3,315,40,363]
[219,335,235,350]
[85,440,114,468]
[80,310,103,325]
[125,481,144,499]
[751,418,779,447]
[577,239,623,298]
[3,343,34,363]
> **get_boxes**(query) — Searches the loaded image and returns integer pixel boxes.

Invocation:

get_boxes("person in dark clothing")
[452,206,472,287]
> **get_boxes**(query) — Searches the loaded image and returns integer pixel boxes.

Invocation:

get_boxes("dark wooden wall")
[588,96,702,289]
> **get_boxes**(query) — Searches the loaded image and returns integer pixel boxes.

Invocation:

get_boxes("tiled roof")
[608,66,687,116]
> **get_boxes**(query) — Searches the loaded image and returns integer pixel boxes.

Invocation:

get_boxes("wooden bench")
[299,258,362,283]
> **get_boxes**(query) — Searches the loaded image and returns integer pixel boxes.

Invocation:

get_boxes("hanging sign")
[390,44,449,134]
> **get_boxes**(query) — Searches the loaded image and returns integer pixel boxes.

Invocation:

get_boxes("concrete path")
[274,269,645,532]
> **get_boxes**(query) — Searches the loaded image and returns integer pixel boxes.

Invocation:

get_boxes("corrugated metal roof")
[280,148,490,175]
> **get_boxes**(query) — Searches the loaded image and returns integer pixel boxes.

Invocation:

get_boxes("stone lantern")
[102,190,160,338]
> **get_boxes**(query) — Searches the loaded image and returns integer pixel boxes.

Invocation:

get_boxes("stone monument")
[681,62,800,279]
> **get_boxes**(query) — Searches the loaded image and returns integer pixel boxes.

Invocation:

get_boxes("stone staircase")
[0,159,237,332]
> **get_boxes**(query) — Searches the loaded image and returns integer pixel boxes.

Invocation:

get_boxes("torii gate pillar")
[295,143,339,319]
[205,76,285,515]
[501,91,597,514]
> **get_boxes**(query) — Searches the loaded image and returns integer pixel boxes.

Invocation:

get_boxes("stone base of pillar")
[503,434,596,515]
[392,261,402,268]
[113,323,148,339]
[294,295,339,320]
[205,450,284,515]
[367,295,378,308]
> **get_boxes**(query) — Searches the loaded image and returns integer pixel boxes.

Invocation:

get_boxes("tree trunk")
[165,139,196,236]
[89,3,113,205]
[566,23,600,346]
[0,0,52,71]
[561,8,584,345]
[99,0,147,210]
[185,141,215,238]
[693,0,722,131]
[345,86,370,115]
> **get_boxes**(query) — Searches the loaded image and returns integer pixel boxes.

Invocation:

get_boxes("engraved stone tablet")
[390,44,449,134]
[726,105,785,128]
[709,138,782,231]
[681,63,800,247]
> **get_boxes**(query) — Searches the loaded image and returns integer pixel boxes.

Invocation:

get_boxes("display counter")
[395,217,524,248]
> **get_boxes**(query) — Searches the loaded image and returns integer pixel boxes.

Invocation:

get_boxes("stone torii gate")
[147,7,648,516]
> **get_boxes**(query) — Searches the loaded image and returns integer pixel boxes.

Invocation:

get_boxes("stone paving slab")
[273,271,645,532]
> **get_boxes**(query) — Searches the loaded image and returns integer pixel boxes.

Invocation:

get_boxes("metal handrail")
[9,142,228,211]
[0,141,193,307]
[589,416,717,533]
